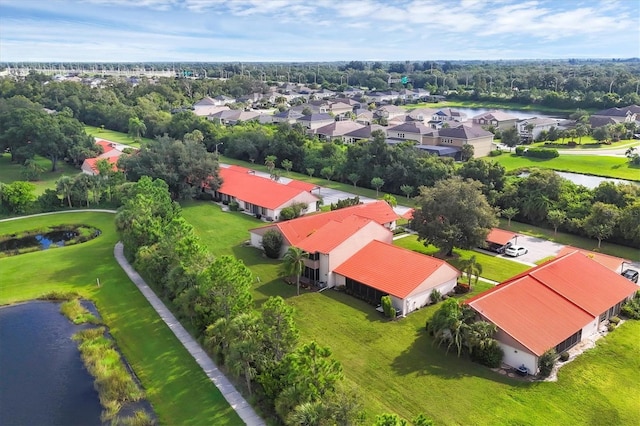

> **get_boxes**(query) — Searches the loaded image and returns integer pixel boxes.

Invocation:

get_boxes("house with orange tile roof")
[466,251,638,373]
[555,246,629,273]
[81,140,123,175]
[208,166,319,221]
[334,240,461,316]
[250,201,400,284]
[484,228,518,252]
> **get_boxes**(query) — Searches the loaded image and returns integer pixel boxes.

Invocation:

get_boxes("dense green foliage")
[261,229,284,259]
[538,349,558,377]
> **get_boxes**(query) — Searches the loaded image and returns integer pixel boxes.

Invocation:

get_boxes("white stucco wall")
[498,342,538,374]
[404,276,458,315]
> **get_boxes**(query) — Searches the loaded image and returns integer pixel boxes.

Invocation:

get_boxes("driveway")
[497,234,567,264]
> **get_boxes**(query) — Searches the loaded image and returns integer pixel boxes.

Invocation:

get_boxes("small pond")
[519,171,638,189]
[0,301,103,426]
[0,225,101,256]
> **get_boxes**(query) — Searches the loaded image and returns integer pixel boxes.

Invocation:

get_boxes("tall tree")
[500,126,519,150]
[500,206,519,227]
[56,175,75,208]
[583,202,619,248]
[282,246,308,296]
[128,116,147,140]
[547,209,567,234]
[459,255,482,289]
[371,176,385,196]
[412,177,498,256]
[400,184,414,200]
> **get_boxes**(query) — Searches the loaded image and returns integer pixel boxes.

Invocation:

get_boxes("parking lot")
[497,234,567,265]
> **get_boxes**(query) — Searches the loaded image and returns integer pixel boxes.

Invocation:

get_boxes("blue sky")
[1,0,638,62]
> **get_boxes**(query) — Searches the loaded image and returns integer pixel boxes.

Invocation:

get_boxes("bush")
[381,295,395,319]
[222,200,229,205]
[261,229,283,259]
[609,316,620,325]
[38,189,62,211]
[515,146,526,156]
[607,324,616,332]
[196,192,214,201]
[228,200,239,211]
[489,149,503,157]
[538,349,557,377]
[429,289,442,304]
[559,351,570,362]
[454,284,470,294]
[470,339,504,368]
[279,206,296,221]
[525,147,559,159]
[621,295,640,319]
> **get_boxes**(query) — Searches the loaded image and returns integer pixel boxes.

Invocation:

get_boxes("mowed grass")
[393,235,531,283]
[0,153,80,195]
[489,153,640,181]
[183,201,640,424]
[499,219,640,262]
[84,125,155,148]
[0,212,242,425]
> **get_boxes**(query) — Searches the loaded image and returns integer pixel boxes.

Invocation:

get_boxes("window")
[555,329,582,353]
[308,252,320,261]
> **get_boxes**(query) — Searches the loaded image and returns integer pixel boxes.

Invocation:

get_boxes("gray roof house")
[315,121,366,141]
[296,113,335,131]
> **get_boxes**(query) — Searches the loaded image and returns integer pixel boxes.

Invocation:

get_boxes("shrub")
[515,146,526,156]
[609,316,620,325]
[429,289,442,304]
[222,200,229,205]
[228,200,239,211]
[470,339,504,368]
[607,324,616,332]
[197,192,214,201]
[261,229,283,259]
[279,206,296,221]
[38,189,62,211]
[621,294,640,319]
[525,147,559,159]
[559,351,570,362]
[381,295,395,319]
[489,149,503,157]
[454,284,470,294]
[538,349,557,377]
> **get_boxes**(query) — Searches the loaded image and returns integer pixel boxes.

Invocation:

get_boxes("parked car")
[505,245,528,257]
[621,269,639,283]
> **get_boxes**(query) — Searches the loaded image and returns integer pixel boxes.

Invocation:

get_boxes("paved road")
[114,243,265,426]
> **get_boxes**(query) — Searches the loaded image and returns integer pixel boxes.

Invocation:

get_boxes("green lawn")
[393,235,531,283]
[0,212,242,425]
[499,219,640,262]
[401,100,582,115]
[529,137,640,150]
[0,153,80,195]
[181,201,640,424]
[489,153,640,181]
[84,125,154,148]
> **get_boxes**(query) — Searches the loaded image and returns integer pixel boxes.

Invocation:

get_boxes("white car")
[505,245,528,257]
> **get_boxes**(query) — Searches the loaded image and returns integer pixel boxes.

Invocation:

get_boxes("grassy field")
[0,212,242,425]
[84,125,155,148]
[181,202,640,424]
[529,137,640,150]
[401,100,581,115]
[499,219,640,262]
[393,235,531,283]
[489,153,640,181]
[0,153,80,195]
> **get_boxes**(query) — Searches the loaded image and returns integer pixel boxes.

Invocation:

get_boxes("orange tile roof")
[555,246,629,271]
[218,167,318,210]
[486,228,517,245]
[467,276,593,356]
[467,251,638,355]
[334,240,459,299]
[83,156,119,173]
[286,180,318,192]
[261,201,398,245]
[296,216,374,254]
[401,209,414,220]
[96,140,115,153]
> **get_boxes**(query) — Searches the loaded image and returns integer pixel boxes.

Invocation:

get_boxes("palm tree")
[282,246,308,296]
[56,175,74,208]
[459,255,482,289]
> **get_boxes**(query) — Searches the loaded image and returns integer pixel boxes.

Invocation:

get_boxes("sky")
[0,0,639,63]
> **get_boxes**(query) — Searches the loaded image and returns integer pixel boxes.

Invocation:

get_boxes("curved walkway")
[1,210,264,425]
[114,243,264,426]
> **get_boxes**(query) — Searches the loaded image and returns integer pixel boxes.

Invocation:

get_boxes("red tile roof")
[286,180,318,192]
[96,140,115,153]
[296,216,374,254]
[555,246,628,272]
[83,156,119,173]
[217,167,318,210]
[258,201,398,246]
[467,251,638,355]
[334,240,459,299]
[485,228,517,246]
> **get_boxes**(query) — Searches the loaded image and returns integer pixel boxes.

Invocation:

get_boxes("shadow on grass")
[317,289,388,324]
[391,328,521,386]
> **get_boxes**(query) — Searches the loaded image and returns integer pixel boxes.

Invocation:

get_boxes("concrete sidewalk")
[114,243,265,426]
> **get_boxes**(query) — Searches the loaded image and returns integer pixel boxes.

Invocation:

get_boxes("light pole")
[215,142,223,157]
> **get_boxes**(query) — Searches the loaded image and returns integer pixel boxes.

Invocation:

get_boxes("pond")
[0,302,102,426]
[0,225,101,256]
[519,171,639,189]
[452,107,562,120]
